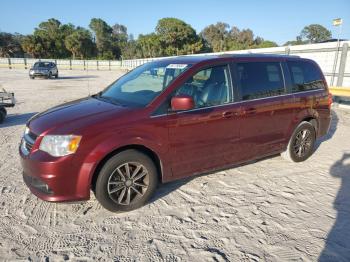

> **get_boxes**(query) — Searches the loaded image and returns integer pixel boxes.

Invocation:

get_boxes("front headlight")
[39,135,82,157]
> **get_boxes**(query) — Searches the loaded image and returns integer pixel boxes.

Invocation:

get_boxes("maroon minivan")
[20,54,332,212]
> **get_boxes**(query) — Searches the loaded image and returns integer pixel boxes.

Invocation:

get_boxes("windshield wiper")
[91,91,102,98]
[93,94,125,106]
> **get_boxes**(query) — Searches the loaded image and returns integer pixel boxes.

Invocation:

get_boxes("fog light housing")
[23,174,53,195]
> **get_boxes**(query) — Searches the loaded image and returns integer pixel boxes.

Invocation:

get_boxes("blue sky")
[1,0,349,45]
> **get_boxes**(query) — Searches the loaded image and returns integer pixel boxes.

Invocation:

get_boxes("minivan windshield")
[99,61,191,107]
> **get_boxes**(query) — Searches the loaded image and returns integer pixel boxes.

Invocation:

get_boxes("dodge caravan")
[20,54,332,212]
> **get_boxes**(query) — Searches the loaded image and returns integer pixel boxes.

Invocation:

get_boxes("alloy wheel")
[293,129,312,158]
[107,162,149,205]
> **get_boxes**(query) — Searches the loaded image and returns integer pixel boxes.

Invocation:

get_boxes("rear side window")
[287,61,325,92]
[236,62,285,101]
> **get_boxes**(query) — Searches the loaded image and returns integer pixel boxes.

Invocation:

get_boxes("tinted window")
[237,62,285,101]
[287,61,325,92]
[175,65,232,108]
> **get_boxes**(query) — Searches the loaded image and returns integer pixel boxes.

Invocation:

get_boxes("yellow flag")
[333,18,343,26]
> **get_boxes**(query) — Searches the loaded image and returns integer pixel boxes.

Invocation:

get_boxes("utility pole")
[330,18,343,86]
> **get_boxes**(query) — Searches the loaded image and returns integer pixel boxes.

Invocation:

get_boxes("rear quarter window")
[287,60,325,92]
[236,62,285,101]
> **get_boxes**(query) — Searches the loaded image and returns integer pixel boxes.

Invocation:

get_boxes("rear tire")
[95,150,158,212]
[54,72,58,79]
[0,108,7,124]
[30,76,34,79]
[281,121,316,162]
[47,72,52,79]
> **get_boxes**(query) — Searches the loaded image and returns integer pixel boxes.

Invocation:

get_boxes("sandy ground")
[0,69,350,261]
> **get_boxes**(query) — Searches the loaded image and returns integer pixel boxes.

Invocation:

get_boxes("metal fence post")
[69,59,72,70]
[109,60,111,71]
[285,47,290,55]
[97,60,99,70]
[336,43,348,87]
[24,58,27,69]
[83,60,86,70]
[8,58,11,69]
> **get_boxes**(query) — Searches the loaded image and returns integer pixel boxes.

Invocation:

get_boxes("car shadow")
[53,75,97,80]
[319,153,350,261]
[314,109,338,151]
[0,112,37,128]
[149,151,280,205]
[149,177,193,204]
[150,110,339,205]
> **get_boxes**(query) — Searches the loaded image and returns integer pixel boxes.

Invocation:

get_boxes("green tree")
[89,18,121,59]
[201,23,277,52]
[33,18,72,58]
[65,28,95,59]
[112,24,128,43]
[226,27,255,49]
[283,36,306,46]
[200,22,230,52]
[155,18,203,56]
[300,24,332,43]
[21,35,46,58]
[256,40,278,48]
[0,32,23,57]
[89,18,112,47]
[138,33,163,57]
[121,40,142,59]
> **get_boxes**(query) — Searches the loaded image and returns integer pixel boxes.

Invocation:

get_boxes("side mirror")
[171,95,195,111]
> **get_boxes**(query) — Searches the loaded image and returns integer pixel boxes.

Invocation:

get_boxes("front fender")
[73,128,170,198]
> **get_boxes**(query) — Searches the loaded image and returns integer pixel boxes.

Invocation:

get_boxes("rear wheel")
[95,150,158,212]
[0,108,7,124]
[47,72,52,79]
[281,121,316,162]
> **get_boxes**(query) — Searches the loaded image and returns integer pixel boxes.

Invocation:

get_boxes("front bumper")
[29,71,49,77]
[20,144,91,202]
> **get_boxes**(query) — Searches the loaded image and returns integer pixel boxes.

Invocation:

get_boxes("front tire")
[95,150,158,212]
[281,121,316,162]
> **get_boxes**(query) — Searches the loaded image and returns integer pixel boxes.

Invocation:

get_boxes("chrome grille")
[27,131,37,142]
[24,140,33,152]
[21,130,37,155]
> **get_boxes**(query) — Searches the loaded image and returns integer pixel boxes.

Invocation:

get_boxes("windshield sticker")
[166,64,188,69]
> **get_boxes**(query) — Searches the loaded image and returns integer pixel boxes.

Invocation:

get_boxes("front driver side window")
[175,65,232,108]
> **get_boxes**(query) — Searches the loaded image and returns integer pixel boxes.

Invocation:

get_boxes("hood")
[28,97,129,135]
